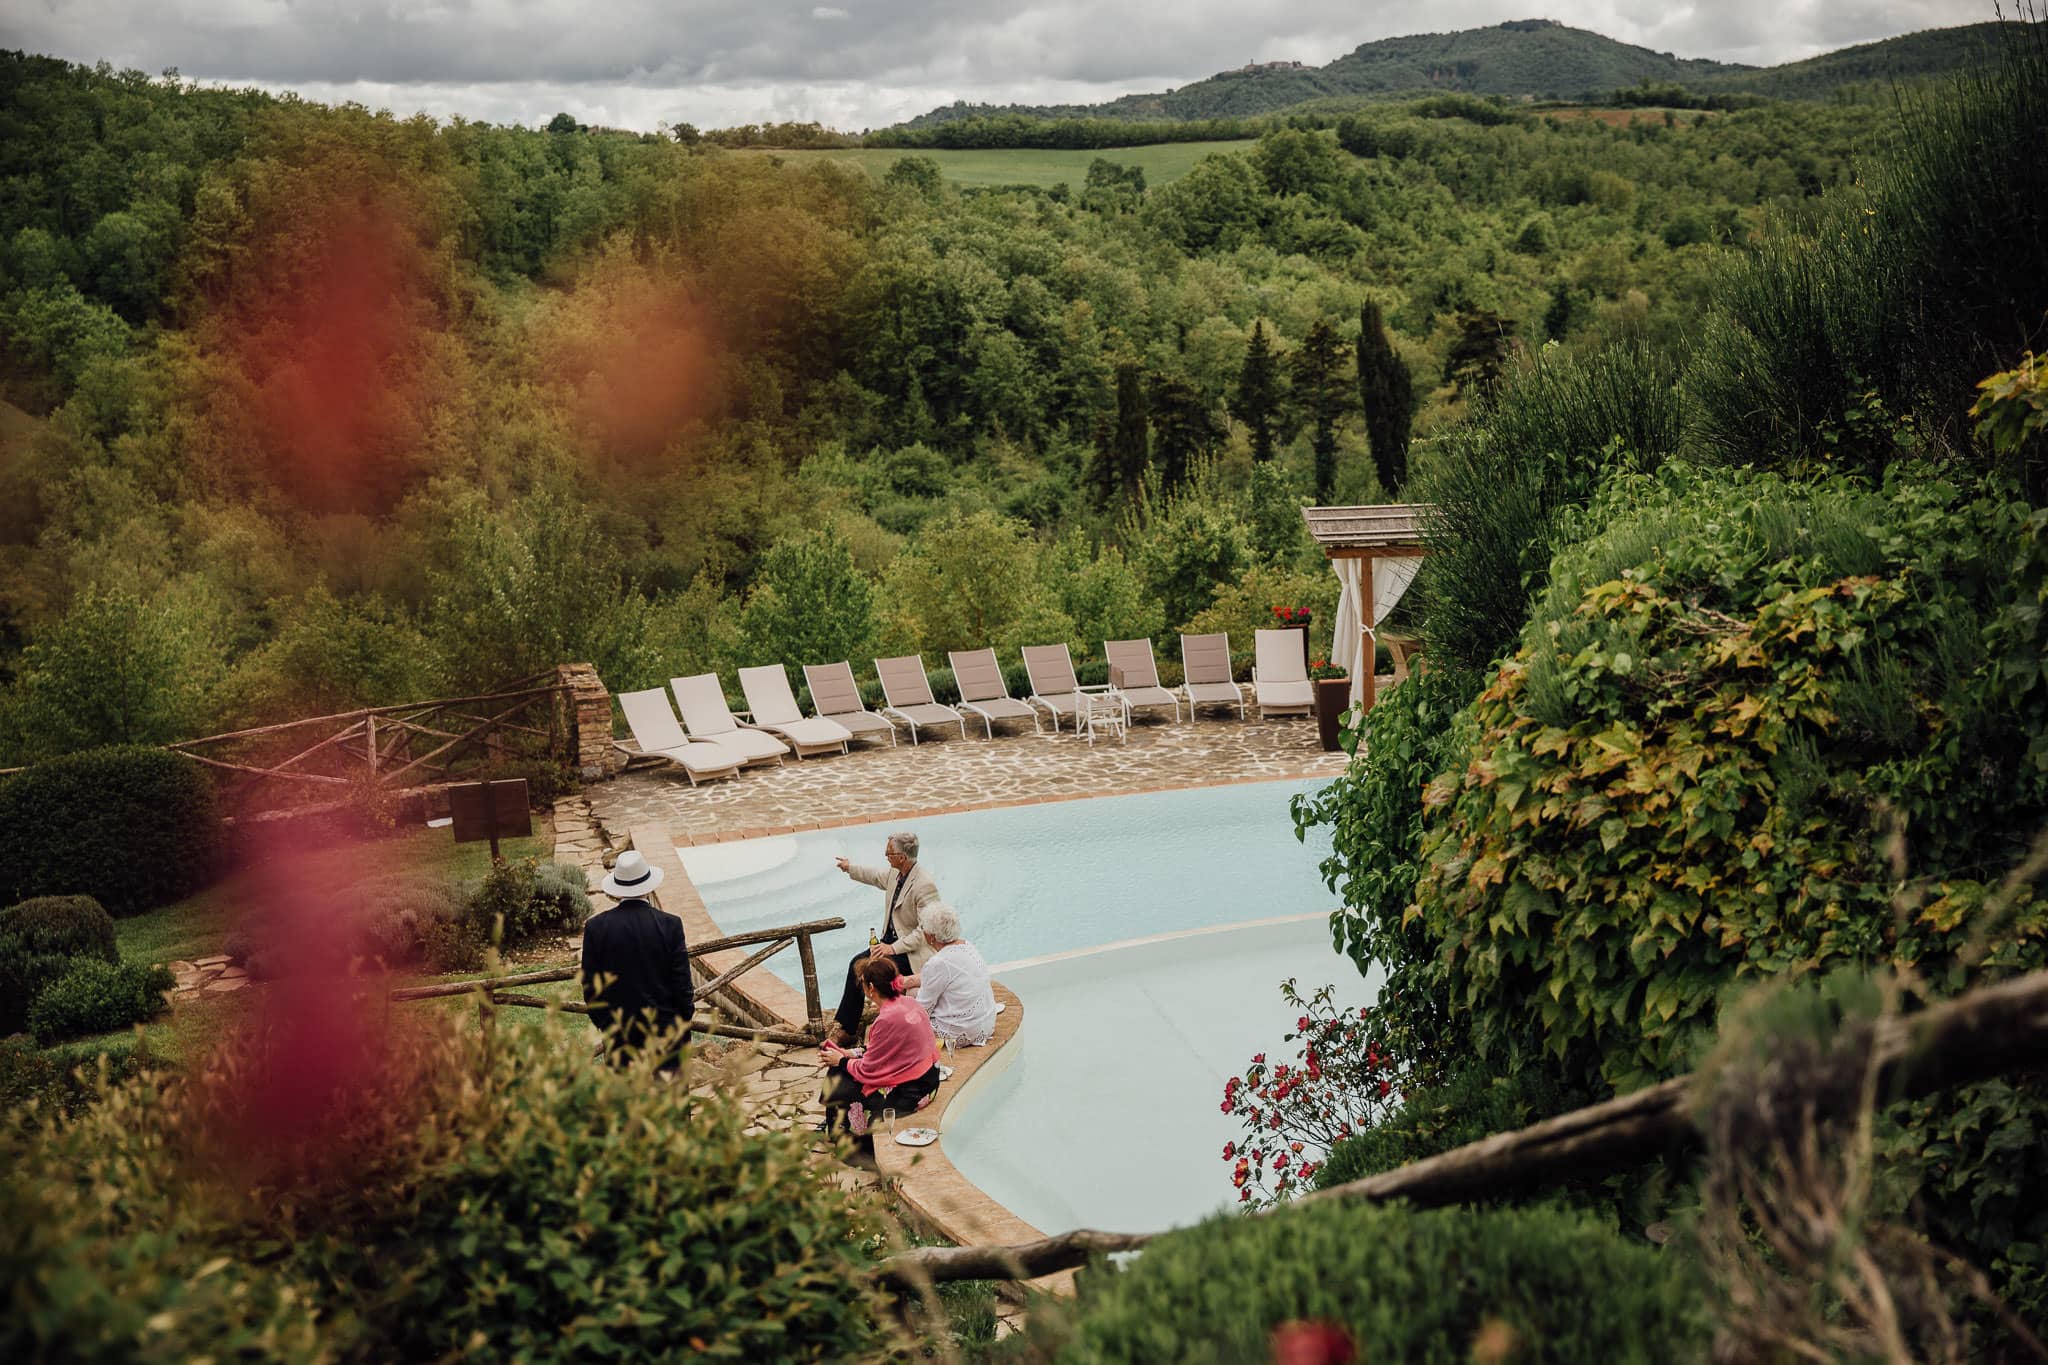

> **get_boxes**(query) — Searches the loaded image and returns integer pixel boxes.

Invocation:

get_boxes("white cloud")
[8,0,2002,131]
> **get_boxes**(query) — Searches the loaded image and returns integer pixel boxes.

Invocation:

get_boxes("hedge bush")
[0,895,118,962]
[2,1015,889,1361]
[0,897,124,1038]
[1011,1200,1706,1363]
[25,959,174,1044]
[1415,467,2048,1091]
[0,747,221,915]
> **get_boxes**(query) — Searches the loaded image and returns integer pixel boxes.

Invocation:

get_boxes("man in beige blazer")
[830,830,941,1044]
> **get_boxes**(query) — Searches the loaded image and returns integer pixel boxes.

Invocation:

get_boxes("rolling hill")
[900,18,2028,127]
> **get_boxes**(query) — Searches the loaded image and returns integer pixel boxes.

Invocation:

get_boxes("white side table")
[1080,688,1128,746]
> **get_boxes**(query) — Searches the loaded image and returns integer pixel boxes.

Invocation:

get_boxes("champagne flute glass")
[882,1107,898,1138]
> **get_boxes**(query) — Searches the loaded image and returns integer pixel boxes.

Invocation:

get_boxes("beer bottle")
[869,927,880,947]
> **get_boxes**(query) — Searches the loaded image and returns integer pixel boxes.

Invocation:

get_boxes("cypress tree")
[1290,319,1351,504]
[1230,319,1282,461]
[1147,370,1221,491]
[1356,300,1415,496]
[1093,360,1149,504]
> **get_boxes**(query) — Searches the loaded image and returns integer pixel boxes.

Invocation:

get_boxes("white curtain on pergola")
[1330,555,1425,707]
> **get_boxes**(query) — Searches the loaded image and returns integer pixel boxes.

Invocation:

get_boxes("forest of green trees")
[0,50,1898,762]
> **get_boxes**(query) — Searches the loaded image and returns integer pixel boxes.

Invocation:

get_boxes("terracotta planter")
[1314,677,1352,752]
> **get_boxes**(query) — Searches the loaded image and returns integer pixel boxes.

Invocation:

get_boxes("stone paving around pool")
[589,694,1354,839]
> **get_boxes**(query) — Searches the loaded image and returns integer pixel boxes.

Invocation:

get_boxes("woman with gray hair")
[898,901,997,1046]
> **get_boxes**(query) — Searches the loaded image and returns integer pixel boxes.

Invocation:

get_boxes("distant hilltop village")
[1228,60,1308,75]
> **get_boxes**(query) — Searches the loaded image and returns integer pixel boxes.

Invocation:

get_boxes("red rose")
[1291,1141,1304,1154]
[1223,1141,1235,1159]
[1377,1079,1392,1098]
[1252,1052,1265,1064]
[1240,1188,1252,1203]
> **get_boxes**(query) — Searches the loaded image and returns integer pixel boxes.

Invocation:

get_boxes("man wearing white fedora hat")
[581,850,694,1071]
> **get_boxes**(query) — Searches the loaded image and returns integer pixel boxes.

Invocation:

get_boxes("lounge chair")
[1021,642,1127,742]
[737,665,853,759]
[1179,632,1246,720]
[1252,629,1314,718]
[1103,638,1181,723]
[670,673,789,767]
[801,662,897,747]
[874,655,969,744]
[947,648,1041,738]
[614,688,743,786]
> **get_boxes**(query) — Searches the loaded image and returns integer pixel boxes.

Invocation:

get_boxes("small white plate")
[894,1126,939,1147]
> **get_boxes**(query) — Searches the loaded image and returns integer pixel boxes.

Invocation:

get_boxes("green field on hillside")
[741,140,1255,187]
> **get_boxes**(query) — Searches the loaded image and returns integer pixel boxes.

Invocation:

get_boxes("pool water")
[944,918,1381,1235]
[677,778,1339,989]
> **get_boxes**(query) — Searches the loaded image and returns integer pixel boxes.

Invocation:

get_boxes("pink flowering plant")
[1220,979,1403,1209]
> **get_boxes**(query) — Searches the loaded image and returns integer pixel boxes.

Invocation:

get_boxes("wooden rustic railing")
[153,672,569,814]
[389,916,846,1047]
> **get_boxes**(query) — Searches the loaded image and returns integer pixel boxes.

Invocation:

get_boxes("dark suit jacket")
[581,898,694,1047]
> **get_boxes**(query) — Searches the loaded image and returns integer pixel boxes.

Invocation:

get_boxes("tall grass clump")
[1415,340,1684,673]
[1687,14,2048,495]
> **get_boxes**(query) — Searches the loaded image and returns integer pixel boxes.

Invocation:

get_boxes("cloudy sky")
[0,0,2001,132]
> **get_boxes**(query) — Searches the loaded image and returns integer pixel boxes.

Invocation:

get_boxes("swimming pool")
[676,778,1340,990]
[681,778,1376,1235]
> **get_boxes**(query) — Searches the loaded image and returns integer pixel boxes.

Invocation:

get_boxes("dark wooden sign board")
[447,778,532,860]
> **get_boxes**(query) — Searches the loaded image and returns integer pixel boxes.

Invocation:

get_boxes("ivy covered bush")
[2,1015,889,1361]
[1011,1200,1706,1363]
[1415,467,2048,1089]
[0,747,221,915]
[463,856,591,949]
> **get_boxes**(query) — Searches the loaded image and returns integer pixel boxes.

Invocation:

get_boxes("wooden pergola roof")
[1300,503,1432,557]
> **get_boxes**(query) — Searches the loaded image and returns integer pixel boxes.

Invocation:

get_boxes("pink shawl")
[849,994,938,1094]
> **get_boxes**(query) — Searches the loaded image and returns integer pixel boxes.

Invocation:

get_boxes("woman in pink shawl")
[818,956,941,1136]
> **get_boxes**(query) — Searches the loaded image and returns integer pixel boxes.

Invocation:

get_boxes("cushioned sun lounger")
[1253,629,1314,718]
[1103,638,1181,723]
[801,662,897,747]
[947,648,1041,738]
[875,655,969,744]
[1178,633,1246,720]
[614,688,743,785]
[670,673,789,766]
[737,665,852,759]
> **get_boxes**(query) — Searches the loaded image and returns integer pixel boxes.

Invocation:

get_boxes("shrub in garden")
[0,894,121,1036]
[464,857,590,949]
[0,895,118,962]
[1414,467,2048,1089]
[0,746,221,915]
[1012,1200,1707,1363]
[26,958,174,1044]
[1,1015,889,1362]
[1290,663,1481,1082]
[0,1034,160,1123]
[1414,341,1683,673]
[230,875,480,978]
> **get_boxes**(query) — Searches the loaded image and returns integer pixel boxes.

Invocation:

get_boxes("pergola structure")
[1300,504,1431,714]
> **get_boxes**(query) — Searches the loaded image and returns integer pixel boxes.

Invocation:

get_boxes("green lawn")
[114,825,550,967]
[740,139,1254,188]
